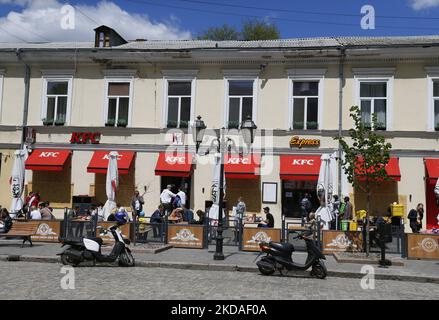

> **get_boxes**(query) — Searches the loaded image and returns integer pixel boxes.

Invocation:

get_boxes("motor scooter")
[256,228,327,279]
[58,223,135,267]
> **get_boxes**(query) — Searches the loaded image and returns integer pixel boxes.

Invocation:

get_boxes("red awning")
[87,151,135,175]
[225,154,260,179]
[355,157,401,181]
[155,153,193,177]
[280,155,321,181]
[25,149,71,171]
[425,158,439,180]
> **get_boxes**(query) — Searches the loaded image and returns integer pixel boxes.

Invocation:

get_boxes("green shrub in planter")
[105,119,115,127]
[227,121,240,129]
[435,124,439,131]
[179,120,189,128]
[167,120,178,128]
[293,121,304,129]
[375,122,386,130]
[117,119,128,127]
[307,121,318,130]
[42,118,53,126]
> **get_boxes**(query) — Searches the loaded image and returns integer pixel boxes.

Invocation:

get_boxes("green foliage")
[197,24,239,41]
[197,20,280,41]
[334,106,392,192]
[241,19,280,41]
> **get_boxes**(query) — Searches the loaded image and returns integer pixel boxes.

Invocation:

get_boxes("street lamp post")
[193,115,256,260]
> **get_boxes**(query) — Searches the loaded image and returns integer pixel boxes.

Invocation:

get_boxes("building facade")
[0,27,438,230]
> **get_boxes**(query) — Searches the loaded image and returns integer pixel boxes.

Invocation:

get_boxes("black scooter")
[58,223,135,267]
[256,228,327,279]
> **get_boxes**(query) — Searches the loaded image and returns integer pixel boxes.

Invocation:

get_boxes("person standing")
[177,187,187,208]
[300,193,312,225]
[408,204,423,233]
[331,195,340,230]
[150,204,165,237]
[160,185,176,215]
[417,203,424,232]
[131,190,145,218]
[342,196,353,221]
[236,197,246,219]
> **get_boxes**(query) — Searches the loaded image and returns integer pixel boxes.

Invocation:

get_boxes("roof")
[2,35,439,51]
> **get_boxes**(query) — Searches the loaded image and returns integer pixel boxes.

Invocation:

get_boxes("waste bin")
[341,220,350,231]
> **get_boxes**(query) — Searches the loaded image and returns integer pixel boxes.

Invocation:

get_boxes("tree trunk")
[365,190,371,257]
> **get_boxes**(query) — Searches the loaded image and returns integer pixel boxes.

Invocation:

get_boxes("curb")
[2,254,439,284]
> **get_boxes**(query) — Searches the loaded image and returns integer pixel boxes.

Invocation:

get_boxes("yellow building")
[0,26,438,231]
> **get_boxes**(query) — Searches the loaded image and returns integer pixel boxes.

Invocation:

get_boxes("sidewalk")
[0,240,438,283]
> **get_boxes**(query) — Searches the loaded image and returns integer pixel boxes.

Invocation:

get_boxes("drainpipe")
[337,47,346,199]
[16,49,30,150]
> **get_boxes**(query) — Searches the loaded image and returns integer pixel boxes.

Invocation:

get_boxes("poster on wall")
[262,182,277,204]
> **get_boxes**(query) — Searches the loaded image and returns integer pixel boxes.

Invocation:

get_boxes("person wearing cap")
[258,207,274,228]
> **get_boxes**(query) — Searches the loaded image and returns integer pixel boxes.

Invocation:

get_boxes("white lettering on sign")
[38,152,60,158]
[292,159,314,166]
[227,158,250,165]
[166,156,186,164]
[102,154,123,160]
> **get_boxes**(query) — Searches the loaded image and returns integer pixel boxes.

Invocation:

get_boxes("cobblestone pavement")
[1,261,439,300]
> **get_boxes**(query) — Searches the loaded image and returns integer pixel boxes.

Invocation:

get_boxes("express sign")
[70,132,101,144]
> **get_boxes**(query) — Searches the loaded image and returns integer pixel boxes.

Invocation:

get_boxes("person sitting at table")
[29,206,41,220]
[182,205,194,222]
[150,204,165,237]
[258,207,275,228]
[169,208,183,223]
[0,208,13,234]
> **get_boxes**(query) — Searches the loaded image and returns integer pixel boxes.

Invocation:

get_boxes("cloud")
[0,0,191,42]
[410,0,439,10]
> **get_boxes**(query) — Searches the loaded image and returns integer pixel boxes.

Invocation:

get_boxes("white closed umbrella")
[209,152,226,224]
[10,148,28,217]
[315,154,333,230]
[102,151,119,220]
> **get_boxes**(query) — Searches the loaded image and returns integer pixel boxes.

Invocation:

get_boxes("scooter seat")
[86,237,104,245]
[270,241,295,253]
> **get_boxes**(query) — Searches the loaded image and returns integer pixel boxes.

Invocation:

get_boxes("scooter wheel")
[60,254,79,267]
[119,249,135,267]
[257,260,275,276]
[311,262,327,279]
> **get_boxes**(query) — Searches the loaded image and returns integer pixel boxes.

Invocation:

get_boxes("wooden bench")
[0,222,38,247]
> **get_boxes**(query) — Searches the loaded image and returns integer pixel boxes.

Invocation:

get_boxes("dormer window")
[94,25,128,48]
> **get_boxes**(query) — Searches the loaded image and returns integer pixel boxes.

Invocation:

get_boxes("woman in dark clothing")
[0,208,13,233]
[408,203,423,233]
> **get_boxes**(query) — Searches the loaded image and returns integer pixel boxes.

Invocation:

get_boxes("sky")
[1,0,439,42]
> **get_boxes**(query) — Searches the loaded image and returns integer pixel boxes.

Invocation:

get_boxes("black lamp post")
[192,115,257,260]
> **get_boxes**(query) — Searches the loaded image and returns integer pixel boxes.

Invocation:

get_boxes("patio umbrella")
[209,152,226,223]
[315,154,333,230]
[102,151,119,220]
[10,148,28,217]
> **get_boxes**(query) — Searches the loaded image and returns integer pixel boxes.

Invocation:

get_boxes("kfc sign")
[292,159,315,166]
[103,154,123,161]
[39,152,60,158]
[227,157,250,165]
[70,132,101,144]
[166,156,186,165]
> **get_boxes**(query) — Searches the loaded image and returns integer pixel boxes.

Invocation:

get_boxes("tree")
[240,19,280,41]
[197,24,239,41]
[334,106,392,256]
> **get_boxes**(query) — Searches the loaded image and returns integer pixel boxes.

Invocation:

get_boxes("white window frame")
[103,77,134,127]
[162,70,197,129]
[425,67,439,131]
[287,69,326,130]
[40,70,74,126]
[0,69,4,123]
[353,68,395,131]
[223,70,259,129]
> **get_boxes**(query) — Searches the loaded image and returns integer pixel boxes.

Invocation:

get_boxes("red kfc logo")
[39,152,60,158]
[292,159,314,166]
[70,132,101,144]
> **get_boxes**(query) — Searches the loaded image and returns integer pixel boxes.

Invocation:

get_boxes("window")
[292,81,319,130]
[0,70,3,122]
[105,82,131,127]
[359,82,387,130]
[41,76,72,126]
[433,80,439,131]
[227,80,255,129]
[166,81,192,128]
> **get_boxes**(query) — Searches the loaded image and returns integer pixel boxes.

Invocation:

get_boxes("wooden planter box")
[242,228,281,252]
[407,233,439,260]
[167,224,205,249]
[25,220,63,243]
[322,230,364,254]
[96,222,131,244]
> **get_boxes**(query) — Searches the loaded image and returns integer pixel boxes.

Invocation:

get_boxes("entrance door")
[282,180,318,218]
[161,176,191,208]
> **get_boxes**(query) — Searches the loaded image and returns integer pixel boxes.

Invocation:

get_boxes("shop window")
[292,81,319,130]
[166,81,192,128]
[433,80,439,131]
[225,178,261,214]
[353,181,399,217]
[227,80,254,129]
[359,82,388,130]
[105,82,131,127]
[42,79,71,126]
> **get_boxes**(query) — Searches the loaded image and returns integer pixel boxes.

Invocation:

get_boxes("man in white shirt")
[177,187,186,207]
[29,206,41,220]
[160,185,176,215]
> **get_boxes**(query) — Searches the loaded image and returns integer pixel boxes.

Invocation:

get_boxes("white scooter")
[58,223,135,267]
